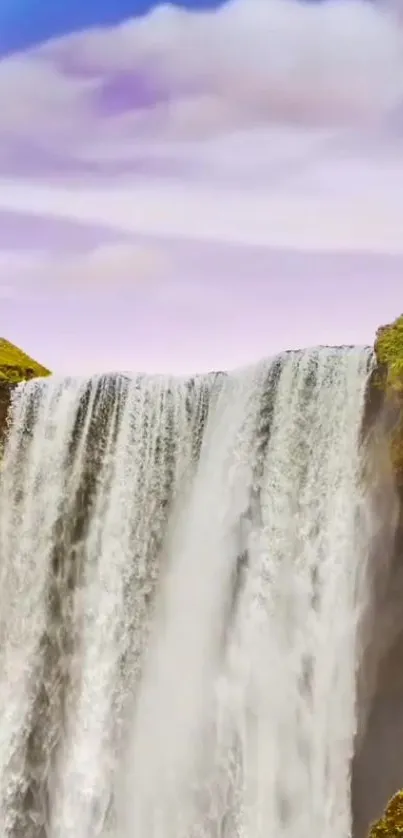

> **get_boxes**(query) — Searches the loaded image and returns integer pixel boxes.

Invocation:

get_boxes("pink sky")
[1,0,403,374]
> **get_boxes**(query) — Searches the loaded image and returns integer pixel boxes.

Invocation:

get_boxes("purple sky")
[1,0,403,374]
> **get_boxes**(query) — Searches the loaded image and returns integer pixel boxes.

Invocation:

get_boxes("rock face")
[0,382,12,435]
[353,315,403,838]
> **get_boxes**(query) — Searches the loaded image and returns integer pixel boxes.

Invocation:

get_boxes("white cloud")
[0,55,95,146]
[46,0,403,123]
[0,0,402,258]
[0,0,401,158]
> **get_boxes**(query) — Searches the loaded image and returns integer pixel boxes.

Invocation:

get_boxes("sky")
[0,0,403,375]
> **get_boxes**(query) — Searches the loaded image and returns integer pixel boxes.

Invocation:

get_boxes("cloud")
[1,171,403,256]
[0,0,402,173]
[46,241,167,289]
[0,0,402,258]
[46,0,403,124]
[0,240,168,300]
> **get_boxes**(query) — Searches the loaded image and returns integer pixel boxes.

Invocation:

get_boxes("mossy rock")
[0,337,50,384]
[368,791,403,837]
[374,316,403,487]
[0,339,51,453]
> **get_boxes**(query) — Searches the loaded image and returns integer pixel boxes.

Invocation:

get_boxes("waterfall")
[0,347,375,838]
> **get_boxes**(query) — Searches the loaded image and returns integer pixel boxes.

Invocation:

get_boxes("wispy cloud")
[0,168,402,255]
[0,236,169,301]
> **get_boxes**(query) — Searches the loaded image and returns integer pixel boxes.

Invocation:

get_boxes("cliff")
[352,314,403,838]
[0,338,51,440]
[373,315,403,490]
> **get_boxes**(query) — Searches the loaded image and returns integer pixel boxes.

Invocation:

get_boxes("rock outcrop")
[0,337,51,447]
[367,791,403,837]
[0,337,50,384]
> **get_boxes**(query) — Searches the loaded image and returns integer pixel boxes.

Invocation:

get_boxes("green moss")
[375,316,403,393]
[368,791,403,837]
[0,338,50,384]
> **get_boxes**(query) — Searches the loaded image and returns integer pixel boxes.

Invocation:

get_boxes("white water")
[0,348,374,838]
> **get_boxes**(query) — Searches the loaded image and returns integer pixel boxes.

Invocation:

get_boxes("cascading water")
[0,347,375,838]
